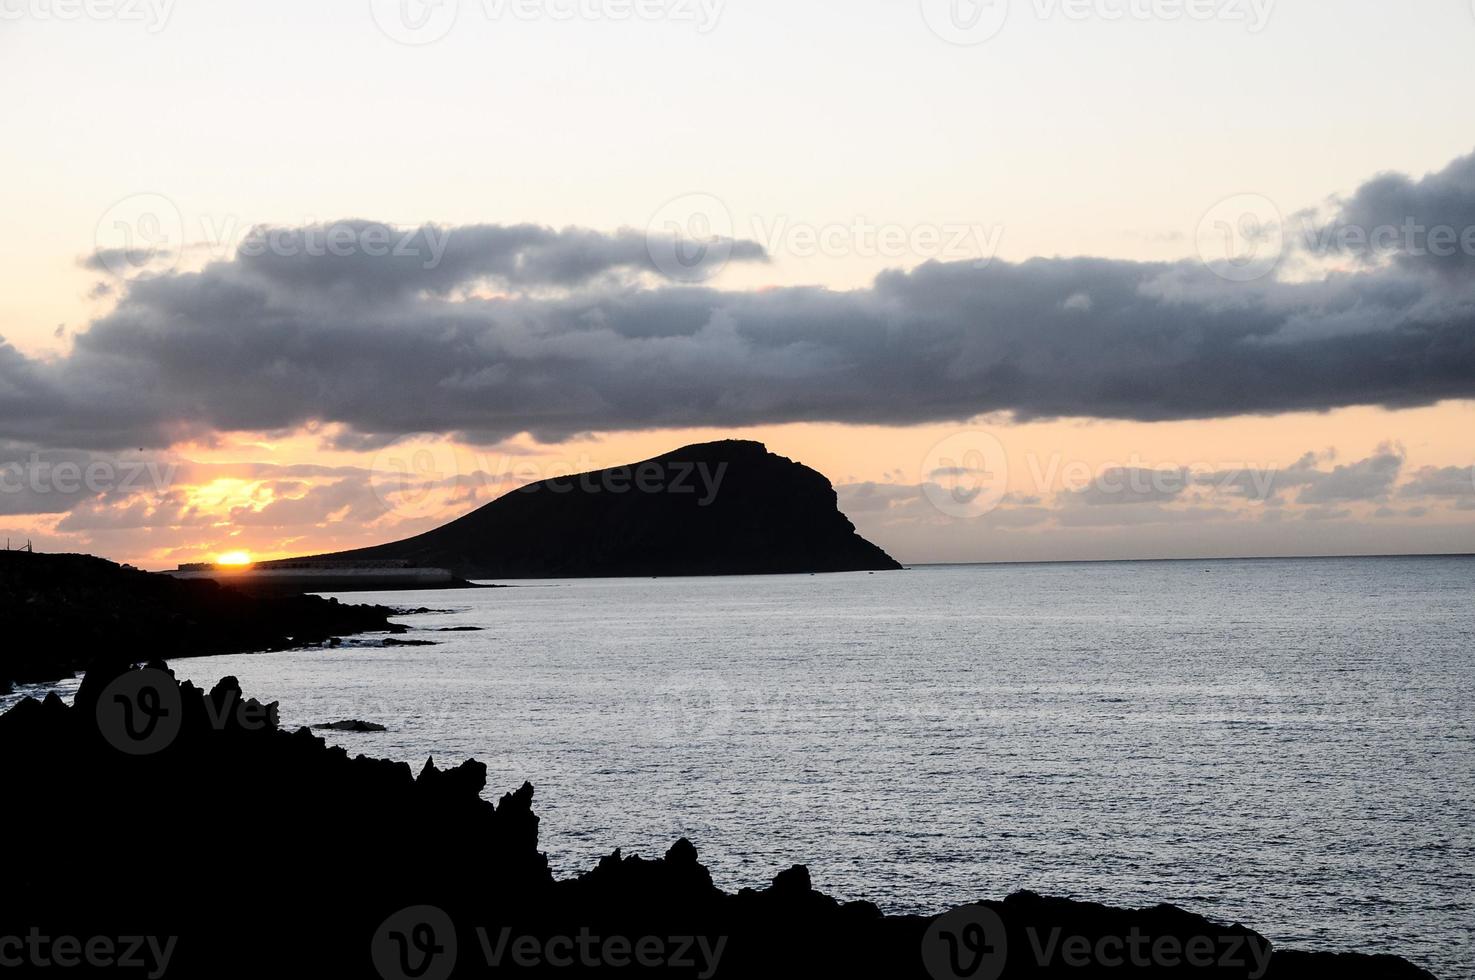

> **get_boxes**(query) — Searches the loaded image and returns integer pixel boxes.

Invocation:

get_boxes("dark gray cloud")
[1302,150,1475,275]
[4,153,1475,452]
[0,445,180,517]
[80,247,177,275]
[8,252,1469,451]
[224,221,768,298]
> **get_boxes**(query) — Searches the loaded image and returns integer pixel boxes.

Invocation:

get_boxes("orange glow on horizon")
[5,404,1475,572]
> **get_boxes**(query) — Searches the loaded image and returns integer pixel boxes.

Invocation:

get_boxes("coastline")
[0,554,1457,974]
[0,551,406,689]
[0,662,1440,979]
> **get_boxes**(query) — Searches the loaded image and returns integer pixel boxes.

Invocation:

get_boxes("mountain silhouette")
[322,440,901,578]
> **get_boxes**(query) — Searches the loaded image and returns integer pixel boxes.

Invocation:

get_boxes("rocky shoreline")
[0,551,403,690]
[0,661,1439,978]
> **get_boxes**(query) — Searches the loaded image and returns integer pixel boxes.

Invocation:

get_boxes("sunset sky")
[3,0,1475,569]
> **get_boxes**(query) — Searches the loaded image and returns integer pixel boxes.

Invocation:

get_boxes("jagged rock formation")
[0,552,400,688]
[0,664,1439,978]
[320,440,902,578]
[312,719,389,732]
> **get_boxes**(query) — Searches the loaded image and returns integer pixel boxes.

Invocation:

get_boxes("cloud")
[0,445,180,517]
[1195,453,1320,502]
[1400,464,1475,499]
[1300,150,1475,276]
[832,444,1442,543]
[1292,443,1405,504]
[1196,447,1403,505]
[1055,504,1234,528]
[55,492,208,532]
[836,482,1053,529]
[5,154,1475,452]
[81,247,178,276]
[222,221,769,298]
[225,478,385,528]
[1374,505,1429,519]
[1061,467,1190,506]
[1301,507,1352,522]
[836,481,920,514]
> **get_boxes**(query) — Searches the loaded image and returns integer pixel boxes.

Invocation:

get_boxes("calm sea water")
[11,558,1473,976]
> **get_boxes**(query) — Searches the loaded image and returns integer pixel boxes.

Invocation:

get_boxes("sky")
[2,0,1475,569]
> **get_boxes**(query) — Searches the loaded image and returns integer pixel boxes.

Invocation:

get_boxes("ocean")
[11,557,1472,976]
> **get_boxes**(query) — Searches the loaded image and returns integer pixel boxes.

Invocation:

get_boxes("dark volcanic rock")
[312,719,389,732]
[317,440,902,578]
[0,664,1439,978]
[0,551,400,688]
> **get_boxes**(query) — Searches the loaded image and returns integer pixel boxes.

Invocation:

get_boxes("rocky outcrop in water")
[317,440,902,578]
[0,663,1439,978]
[0,552,401,689]
[313,719,389,732]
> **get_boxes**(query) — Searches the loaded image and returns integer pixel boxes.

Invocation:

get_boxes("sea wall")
[164,565,460,592]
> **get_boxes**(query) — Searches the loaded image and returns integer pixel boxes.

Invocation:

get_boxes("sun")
[216,550,254,567]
